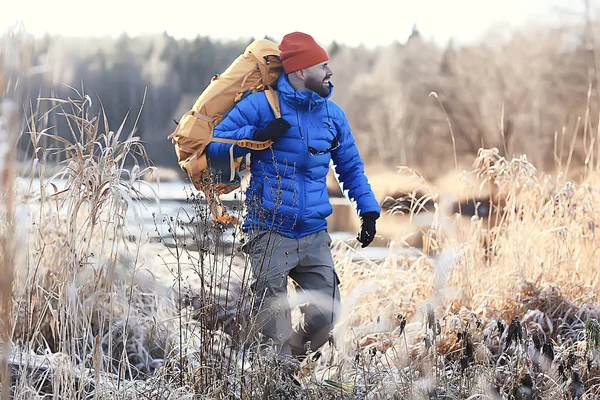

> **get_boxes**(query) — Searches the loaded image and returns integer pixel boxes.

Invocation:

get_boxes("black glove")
[357,212,378,248]
[253,118,291,142]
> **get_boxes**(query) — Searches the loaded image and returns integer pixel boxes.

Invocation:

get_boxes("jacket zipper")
[299,111,307,234]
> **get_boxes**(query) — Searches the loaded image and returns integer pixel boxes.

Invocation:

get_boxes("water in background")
[26,178,416,260]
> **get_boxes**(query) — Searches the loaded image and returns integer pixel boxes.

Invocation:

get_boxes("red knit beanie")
[279,32,330,74]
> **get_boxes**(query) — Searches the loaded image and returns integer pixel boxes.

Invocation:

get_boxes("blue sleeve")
[205,94,262,159]
[330,106,381,217]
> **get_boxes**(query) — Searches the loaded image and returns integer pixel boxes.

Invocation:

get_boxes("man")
[206,32,380,360]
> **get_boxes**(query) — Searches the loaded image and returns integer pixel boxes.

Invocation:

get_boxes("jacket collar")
[276,74,333,112]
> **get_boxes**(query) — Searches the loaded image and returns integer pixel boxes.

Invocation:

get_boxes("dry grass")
[6,21,600,400]
[310,147,600,398]
[4,94,600,398]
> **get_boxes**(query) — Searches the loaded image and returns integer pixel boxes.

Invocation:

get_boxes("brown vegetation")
[6,14,600,400]
[331,22,600,182]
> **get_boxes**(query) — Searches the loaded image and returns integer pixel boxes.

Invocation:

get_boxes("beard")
[305,75,331,97]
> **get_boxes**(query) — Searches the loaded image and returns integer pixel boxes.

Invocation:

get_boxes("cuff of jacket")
[360,211,380,219]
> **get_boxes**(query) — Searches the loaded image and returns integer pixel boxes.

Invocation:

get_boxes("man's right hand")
[253,118,291,142]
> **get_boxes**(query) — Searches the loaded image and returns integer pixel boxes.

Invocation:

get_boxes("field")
[4,19,600,400]
[0,90,600,400]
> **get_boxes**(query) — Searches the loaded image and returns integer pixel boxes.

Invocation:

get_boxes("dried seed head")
[397,314,406,336]
[542,341,554,362]
[497,319,505,336]
[328,332,336,348]
[464,333,474,360]
[505,317,523,351]
[424,336,432,350]
[426,304,435,330]
[532,330,542,351]
[558,363,566,381]
[586,318,600,351]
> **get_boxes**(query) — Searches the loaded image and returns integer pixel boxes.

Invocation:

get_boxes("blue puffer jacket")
[206,74,380,238]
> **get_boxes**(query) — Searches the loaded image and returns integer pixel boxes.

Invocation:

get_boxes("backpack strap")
[209,89,280,181]
[211,137,274,181]
[191,111,215,123]
[265,86,281,118]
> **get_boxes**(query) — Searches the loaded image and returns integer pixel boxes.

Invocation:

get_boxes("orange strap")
[265,86,281,118]
[180,89,281,183]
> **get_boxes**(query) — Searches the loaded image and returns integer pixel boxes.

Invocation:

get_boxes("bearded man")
[206,31,380,360]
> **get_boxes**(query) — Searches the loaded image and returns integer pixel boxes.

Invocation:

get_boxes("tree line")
[7,22,600,180]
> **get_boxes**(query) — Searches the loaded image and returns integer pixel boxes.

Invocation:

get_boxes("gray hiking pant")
[242,229,341,358]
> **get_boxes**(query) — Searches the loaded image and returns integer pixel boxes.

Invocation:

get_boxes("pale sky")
[1,0,583,47]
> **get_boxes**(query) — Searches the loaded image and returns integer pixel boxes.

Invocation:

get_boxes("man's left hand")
[357,212,378,248]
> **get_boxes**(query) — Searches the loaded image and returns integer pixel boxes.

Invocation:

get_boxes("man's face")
[303,61,333,97]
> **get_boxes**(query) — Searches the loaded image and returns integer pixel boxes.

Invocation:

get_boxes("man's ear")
[293,69,307,81]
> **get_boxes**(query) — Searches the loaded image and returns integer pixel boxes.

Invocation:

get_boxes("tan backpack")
[168,39,283,225]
